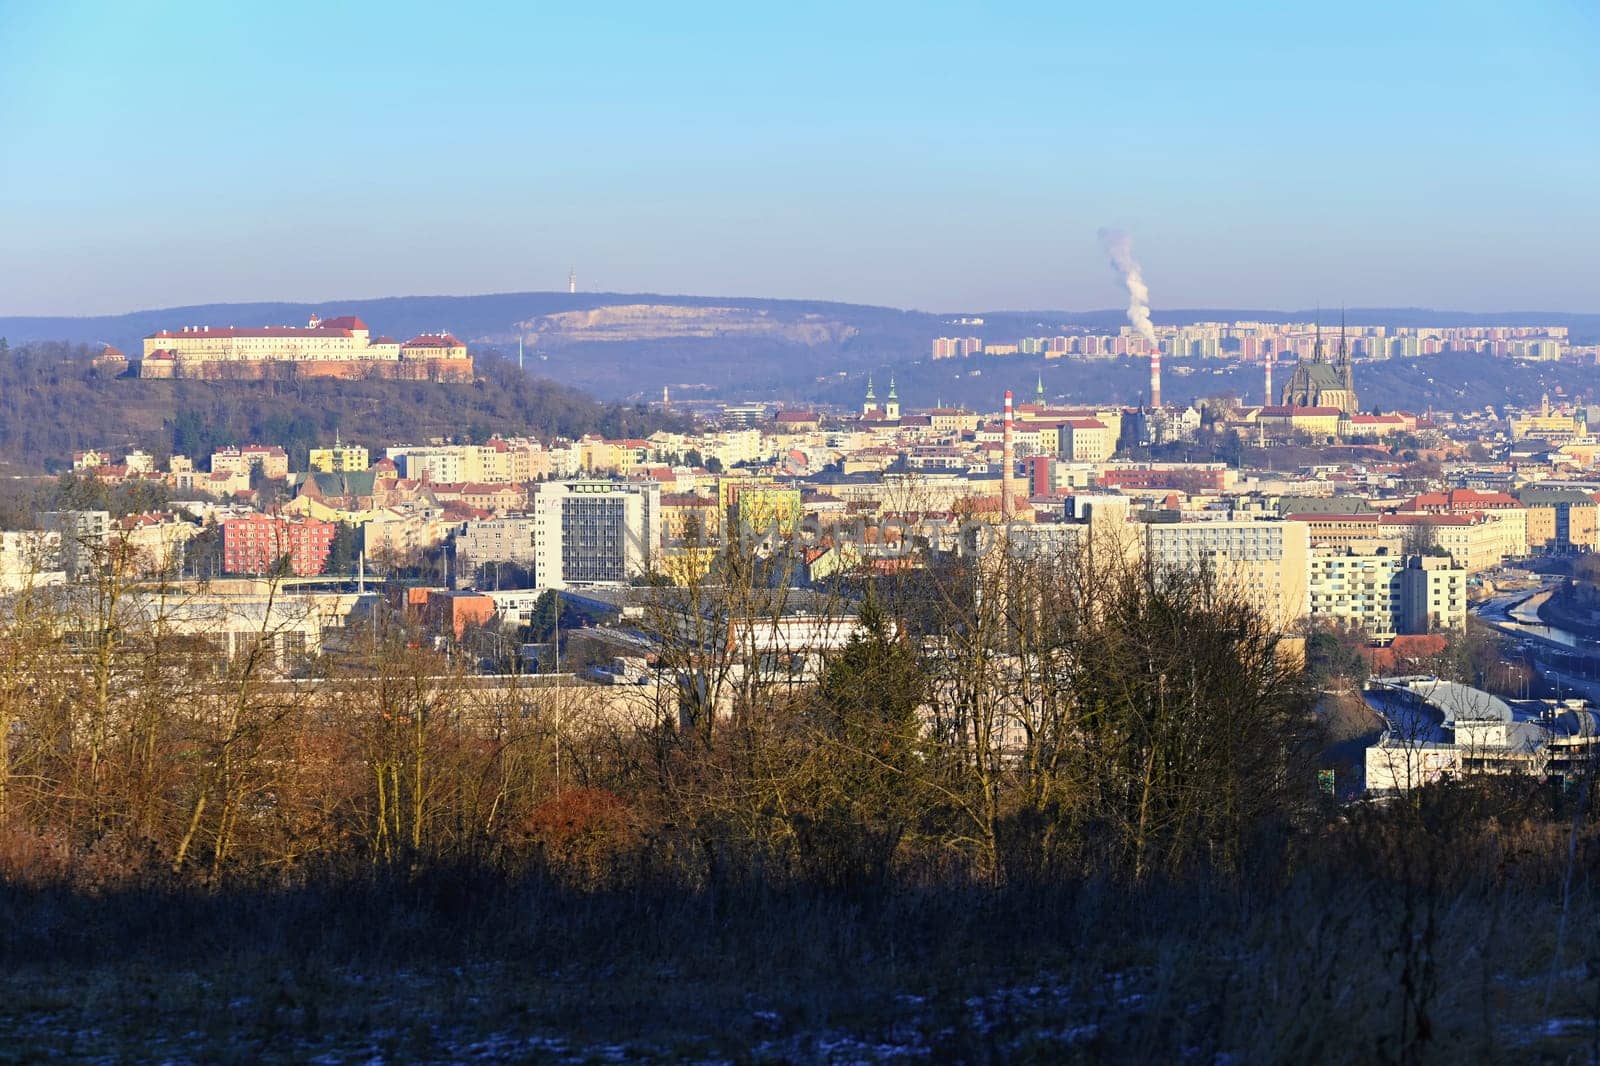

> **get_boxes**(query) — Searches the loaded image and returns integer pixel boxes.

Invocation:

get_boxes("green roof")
[309,470,379,497]
[1276,495,1373,516]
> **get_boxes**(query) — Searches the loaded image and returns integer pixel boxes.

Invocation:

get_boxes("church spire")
[1036,373,1045,403]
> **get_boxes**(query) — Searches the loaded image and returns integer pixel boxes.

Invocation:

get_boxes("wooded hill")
[0,340,691,473]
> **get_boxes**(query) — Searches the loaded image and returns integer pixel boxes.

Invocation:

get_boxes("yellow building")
[308,443,371,473]
[1509,395,1586,441]
[1519,488,1600,551]
[1307,549,1406,638]
[1057,418,1113,464]
[661,493,722,544]
[1258,405,1342,439]
[1020,405,1124,447]
[658,545,718,585]
[578,437,627,474]
[1399,555,1469,633]
[1141,519,1311,631]
[1382,515,1505,574]
[733,485,803,537]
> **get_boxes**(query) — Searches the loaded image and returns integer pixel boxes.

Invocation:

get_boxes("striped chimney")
[1264,356,1274,407]
[1002,389,1016,522]
[1149,350,1162,409]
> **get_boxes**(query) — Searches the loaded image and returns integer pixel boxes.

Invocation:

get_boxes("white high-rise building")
[532,480,661,589]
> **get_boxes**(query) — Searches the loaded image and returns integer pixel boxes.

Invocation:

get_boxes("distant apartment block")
[1398,555,1469,634]
[1056,419,1113,464]
[211,445,289,480]
[1306,549,1467,638]
[308,443,371,473]
[385,439,545,484]
[221,514,336,576]
[720,403,771,428]
[454,480,662,589]
[38,510,111,578]
[0,530,65,592]
[1140,519,1310,631]
[454,516,539,578]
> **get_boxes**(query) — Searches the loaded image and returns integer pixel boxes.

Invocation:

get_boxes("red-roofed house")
[774,410,821,433]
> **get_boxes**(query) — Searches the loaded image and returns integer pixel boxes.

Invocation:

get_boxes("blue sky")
[2,1,1596,315]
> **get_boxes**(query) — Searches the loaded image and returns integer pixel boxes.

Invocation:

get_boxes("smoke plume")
[1098,228,1157,345]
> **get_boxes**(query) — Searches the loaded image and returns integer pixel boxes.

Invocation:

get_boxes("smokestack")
[1264,356,1273,407]
[1002,390,1016,522]
[1149,350,1162,410]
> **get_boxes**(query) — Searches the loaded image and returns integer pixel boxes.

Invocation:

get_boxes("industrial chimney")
[1149,348,1162,410]
[1002,389,1016,522]
[1264,355,1274,407]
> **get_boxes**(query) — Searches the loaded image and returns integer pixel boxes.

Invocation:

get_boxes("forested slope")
[0,340,689,471]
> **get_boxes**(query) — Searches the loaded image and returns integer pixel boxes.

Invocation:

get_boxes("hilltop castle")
[137,314,473,381]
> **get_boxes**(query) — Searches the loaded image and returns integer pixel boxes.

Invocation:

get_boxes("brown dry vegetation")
[1,538,1599,1061]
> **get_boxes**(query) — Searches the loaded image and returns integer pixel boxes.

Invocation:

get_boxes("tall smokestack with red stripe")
[1264,355,1273,407]
[1149,347,1162,410]
[1002,389,1016,522]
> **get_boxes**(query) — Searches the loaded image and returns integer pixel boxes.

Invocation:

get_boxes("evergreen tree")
[325,522,359,576]
[794,591,928,888]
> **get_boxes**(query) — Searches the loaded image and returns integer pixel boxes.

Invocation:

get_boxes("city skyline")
[3,1,1597,316]
[9,5,1600,1057]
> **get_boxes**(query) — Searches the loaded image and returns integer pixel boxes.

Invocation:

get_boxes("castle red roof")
[401,333,465,349]
[149,326,354,339]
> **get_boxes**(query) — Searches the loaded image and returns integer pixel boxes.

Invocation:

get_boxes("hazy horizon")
[4,2,1597,317]
[7,289,1600,325]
